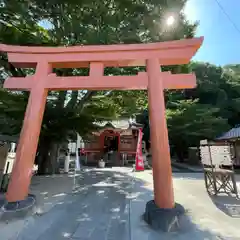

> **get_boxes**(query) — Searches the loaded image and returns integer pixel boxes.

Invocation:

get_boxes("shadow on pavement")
[172,172,240,219]
[210,195,240,218]
[6,168,239,240]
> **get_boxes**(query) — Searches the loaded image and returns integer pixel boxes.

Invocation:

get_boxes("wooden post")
[147,58,174,209]
[6,62,51,202]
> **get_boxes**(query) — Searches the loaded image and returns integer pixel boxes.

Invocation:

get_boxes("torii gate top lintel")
[0,37,203,68]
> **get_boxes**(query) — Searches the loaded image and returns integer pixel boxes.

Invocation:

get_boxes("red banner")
[135,128,144,171]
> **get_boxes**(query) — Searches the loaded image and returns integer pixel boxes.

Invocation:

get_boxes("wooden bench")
[200,140,238,197]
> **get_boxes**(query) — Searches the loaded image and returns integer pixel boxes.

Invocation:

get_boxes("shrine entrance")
[0,37,203,214]
[101,129,120,152]
[101,130,120,165]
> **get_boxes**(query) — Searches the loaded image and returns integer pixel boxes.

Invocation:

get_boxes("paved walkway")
[2,168,134,240]
[1,168,240,240]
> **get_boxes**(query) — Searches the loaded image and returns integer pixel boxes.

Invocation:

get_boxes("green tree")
[167,99,229,161]
[191,62,240,127]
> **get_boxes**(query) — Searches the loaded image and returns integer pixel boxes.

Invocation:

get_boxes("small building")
[80,119,143,166]
[216,126,240,166]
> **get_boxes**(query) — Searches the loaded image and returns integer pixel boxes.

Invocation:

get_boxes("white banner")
[75,149,80,170]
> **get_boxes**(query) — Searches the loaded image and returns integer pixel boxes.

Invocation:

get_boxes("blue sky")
[184,0,240,66]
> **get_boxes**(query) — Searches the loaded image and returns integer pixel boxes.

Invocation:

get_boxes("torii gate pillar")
[147,59,174,208]
[6,62,50,202]
[0,37,203,229]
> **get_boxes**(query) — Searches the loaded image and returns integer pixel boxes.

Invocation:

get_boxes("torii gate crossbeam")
[0,37,203,229]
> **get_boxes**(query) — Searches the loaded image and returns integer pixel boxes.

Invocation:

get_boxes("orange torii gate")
[1,37,203,229]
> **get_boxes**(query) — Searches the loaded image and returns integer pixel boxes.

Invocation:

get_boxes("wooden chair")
[200,140,238,197]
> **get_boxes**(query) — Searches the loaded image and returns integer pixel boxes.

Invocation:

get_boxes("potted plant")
[98,158,105,168]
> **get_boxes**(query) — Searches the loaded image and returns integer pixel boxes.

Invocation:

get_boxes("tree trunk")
[37,140,52,175]
[38,141,61,175]
[174,144,186,163]
[175,149,185,163]
[48,143,60,174]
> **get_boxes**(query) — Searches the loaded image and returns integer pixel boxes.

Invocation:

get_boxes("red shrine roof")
[92,120,142,136]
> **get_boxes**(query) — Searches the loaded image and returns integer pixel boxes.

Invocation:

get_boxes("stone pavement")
[1,167,240,240]
[1,168,134,240]
[0,173,76,240]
